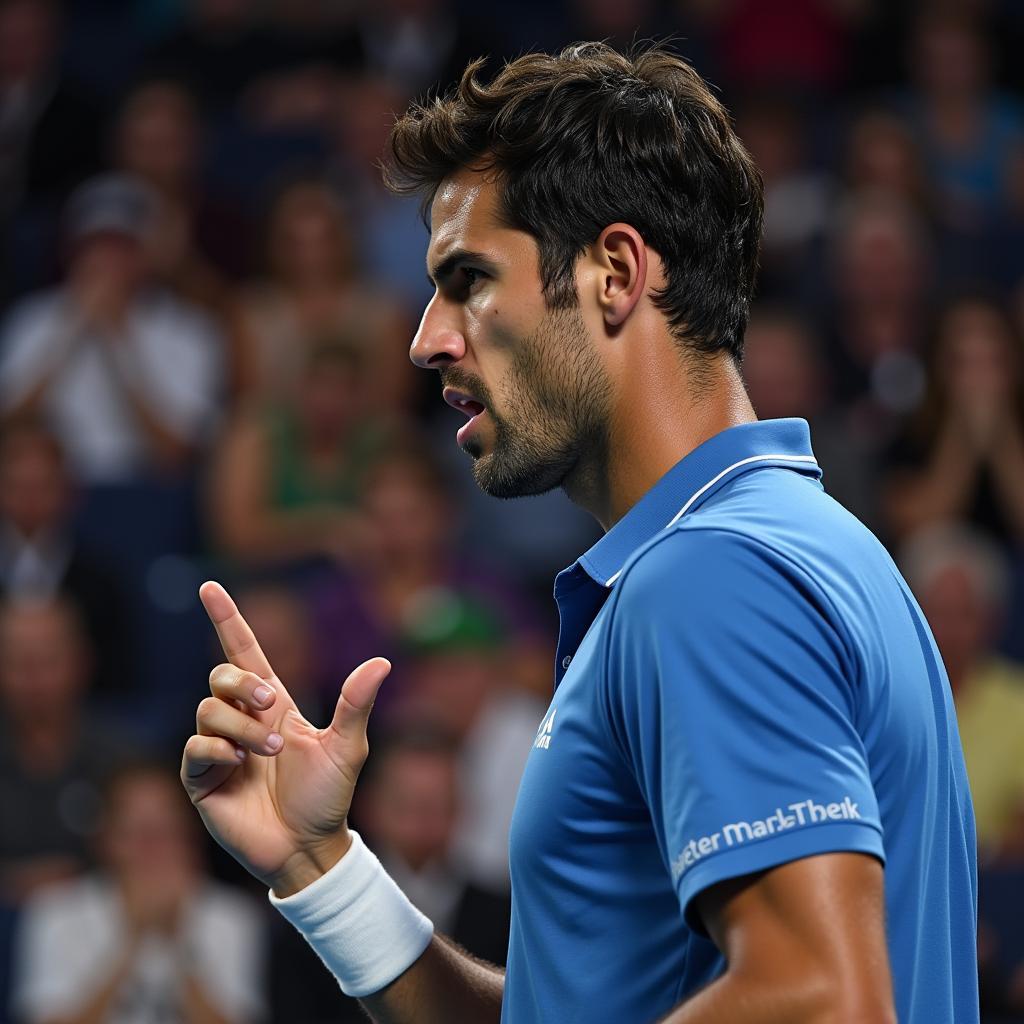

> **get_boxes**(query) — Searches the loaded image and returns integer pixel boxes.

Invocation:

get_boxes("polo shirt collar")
[573,418,821,588]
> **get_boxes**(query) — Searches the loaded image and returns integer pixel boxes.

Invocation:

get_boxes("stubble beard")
[466,305,611,500]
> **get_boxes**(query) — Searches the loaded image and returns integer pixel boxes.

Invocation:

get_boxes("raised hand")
[181,581,391,895]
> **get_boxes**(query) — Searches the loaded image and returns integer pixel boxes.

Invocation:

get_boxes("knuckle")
[242,717,266,745]
[209,663,236,690]
[196,696,221,726]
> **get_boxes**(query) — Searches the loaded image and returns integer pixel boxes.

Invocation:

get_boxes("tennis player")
[182,43,978,1022]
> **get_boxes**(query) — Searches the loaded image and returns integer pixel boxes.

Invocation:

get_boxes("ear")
[592,223,648,328]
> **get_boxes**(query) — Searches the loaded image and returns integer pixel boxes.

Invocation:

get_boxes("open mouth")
[443,387,486,420]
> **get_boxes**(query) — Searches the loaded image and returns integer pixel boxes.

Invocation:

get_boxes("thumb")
[328,657,391,750]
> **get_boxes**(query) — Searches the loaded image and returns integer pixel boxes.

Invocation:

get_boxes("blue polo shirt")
[503,419,978,1023]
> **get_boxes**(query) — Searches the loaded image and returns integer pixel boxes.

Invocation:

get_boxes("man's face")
[411,169,611,499]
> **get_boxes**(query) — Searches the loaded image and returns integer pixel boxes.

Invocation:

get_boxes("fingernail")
[235,747,247,760]
[253,685,272,706]
[267,733,283,751]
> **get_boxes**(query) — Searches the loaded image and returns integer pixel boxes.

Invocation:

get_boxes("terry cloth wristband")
[268,830,434,997]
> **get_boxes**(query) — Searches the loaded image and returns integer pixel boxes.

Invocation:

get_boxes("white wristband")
[268,830,434,997]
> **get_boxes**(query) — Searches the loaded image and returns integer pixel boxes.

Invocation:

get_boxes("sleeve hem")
[677,820,885,935]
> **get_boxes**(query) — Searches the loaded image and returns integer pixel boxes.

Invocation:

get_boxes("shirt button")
[562,655,573,669]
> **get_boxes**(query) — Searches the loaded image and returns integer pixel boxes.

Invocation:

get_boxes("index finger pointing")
[200,581,274,680]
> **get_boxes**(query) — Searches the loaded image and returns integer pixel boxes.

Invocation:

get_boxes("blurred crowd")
[0,0,1023,1021]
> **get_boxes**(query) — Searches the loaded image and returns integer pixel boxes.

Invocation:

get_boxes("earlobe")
[596,223,647,328]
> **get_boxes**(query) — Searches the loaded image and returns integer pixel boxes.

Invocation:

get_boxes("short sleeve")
[601,527,885,934]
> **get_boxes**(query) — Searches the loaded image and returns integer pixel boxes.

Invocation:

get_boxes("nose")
[410,293,467,369]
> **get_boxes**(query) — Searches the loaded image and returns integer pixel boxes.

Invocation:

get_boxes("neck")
[566,346,757,531]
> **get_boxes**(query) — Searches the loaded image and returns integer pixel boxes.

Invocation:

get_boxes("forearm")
[657,968,892,1024]
[361,934,504,1024]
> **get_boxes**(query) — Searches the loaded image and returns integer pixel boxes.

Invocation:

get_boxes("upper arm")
[695,851,895,1018]
[602,529,886,932]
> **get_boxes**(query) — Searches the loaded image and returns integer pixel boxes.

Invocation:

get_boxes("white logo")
[534,707,557,750]
[671,796,862,880]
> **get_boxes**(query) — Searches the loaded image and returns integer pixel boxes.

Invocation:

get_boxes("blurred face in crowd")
[0,0,55,86]
[269,184,353,284]
[917,562,995,685]
[0,427,70,537]
[236,587,316,710]
[936,300,1019,410]
[411,169,612,500]
[741,314,825,421]
[845,112,922,201]
[116,82,198,194]
[834,200,926,310]
[298,350,364,443]
[403,649,496,738]
[71,231,148,299]
[913,18,988,101]
[0,601,89,723]
[364,748,458,872]
[101,771,200,881]
[361,460,451,566]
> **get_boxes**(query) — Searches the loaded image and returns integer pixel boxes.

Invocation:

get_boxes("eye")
[461,266,485,289]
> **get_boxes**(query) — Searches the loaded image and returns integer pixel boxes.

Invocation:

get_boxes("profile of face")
[411,170,611,500]
[0,601,89,722]
[363,747,459,872]
[0,426,71,537]
[116,82,198,192]
[100,771,199,881]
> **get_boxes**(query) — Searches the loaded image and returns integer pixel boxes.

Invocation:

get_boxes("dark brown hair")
[384,42,763,361]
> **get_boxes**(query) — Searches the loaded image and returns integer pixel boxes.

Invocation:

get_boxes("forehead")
[426,168,517,264]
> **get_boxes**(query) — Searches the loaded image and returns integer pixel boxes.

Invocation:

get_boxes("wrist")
[269,829,354,898]
[269,829,434,997]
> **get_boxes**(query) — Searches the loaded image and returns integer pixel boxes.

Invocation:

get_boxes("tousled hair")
[384,42,763,361]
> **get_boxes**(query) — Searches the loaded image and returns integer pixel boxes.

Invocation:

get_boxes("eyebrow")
[427,248,498,287]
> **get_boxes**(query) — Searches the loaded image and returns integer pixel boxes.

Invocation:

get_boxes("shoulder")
[610,523,798,624]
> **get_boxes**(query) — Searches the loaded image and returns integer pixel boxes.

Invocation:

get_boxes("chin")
[471,446,573,500]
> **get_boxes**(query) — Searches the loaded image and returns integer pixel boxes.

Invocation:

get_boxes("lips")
[442,387,486,420]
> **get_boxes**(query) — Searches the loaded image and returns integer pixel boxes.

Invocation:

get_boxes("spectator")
[238,178,414,409]
[207,341,391,570]
[0,598,137,904]
[268,728,510,1024]
[741,307,878,528]
[234,582,325,724]
[0,419,134,696]
[388,593,548,890]
[309,441,547,705]
[903,8,1024,234]
[900,523,1024,859]
[818,190,931,430]
[11,762,267,1024]
[734,94,832,301]
[842,107,932,218]
[357,730,511,961]
[0,0,103,297]
[0,173,224,485]
[881,293,1024,546]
